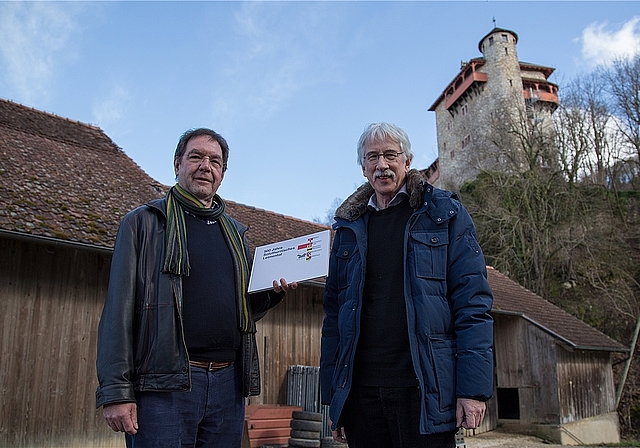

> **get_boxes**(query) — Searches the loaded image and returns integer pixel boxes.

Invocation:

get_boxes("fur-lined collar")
[335,169,429,222]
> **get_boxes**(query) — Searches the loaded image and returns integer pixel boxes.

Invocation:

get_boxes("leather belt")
[189,360,233,371]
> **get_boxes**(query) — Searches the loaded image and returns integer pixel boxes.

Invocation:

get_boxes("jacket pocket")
[410,231,449,280]
[430,335,457,412]
[335,242,359,289]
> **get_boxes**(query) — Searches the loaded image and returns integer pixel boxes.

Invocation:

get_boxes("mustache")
[373,169,396,180]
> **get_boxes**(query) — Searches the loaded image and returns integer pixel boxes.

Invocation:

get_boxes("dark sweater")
[353,198,418,387]
[182,211,239,362]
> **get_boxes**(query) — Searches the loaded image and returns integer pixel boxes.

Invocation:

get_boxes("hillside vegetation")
[459,56,640,439]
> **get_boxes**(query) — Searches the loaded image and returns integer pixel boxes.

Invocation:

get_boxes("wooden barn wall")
[251,284,325,405]
[525,322,561,424]
[0,238,122,447]
[556,348,616,424]
[493,314,560,424]
[494,314,532,387]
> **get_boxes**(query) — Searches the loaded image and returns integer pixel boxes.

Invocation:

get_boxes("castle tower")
[429,27,559,190]
[480,28,522,101]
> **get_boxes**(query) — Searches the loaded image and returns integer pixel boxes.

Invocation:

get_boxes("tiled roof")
[488,266,626,352]
[0,98,327,251]
[0,99,166,248]
[225,201,329,252]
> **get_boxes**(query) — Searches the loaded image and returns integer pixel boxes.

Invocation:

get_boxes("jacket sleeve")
[95,213,140,408]
[447,202,494,401]
[250,290,285,322]
[320,229,341,405]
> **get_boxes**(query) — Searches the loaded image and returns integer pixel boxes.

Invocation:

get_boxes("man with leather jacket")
[96,128,295,447]
[320,122,493,448]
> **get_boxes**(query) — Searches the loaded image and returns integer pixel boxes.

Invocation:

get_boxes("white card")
[247,230,330,293]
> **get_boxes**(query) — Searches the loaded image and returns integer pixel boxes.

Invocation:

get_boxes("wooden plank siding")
[493,314,561,424]
[251,284,325,406]
[0,238,121,447]
[494,314,534,388]
[526,320,561,424]
[556,349,616,424]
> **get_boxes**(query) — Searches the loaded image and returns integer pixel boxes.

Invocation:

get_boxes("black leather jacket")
[95,197,283,408]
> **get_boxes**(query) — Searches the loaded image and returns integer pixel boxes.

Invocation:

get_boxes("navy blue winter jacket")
[320,170,494,435]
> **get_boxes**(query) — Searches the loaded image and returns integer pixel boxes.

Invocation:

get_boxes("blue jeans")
[125,364,245,448]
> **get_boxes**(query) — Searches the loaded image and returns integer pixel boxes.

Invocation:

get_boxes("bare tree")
[312,197,342,226]
[601,56,640,161]
[554,73,613,187]
[462,90,572,296]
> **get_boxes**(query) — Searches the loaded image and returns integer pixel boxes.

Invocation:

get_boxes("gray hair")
[356,122,413,167]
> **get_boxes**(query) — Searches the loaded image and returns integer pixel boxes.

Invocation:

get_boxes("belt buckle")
[207,361,231,371]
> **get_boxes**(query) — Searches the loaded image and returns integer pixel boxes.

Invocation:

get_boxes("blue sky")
[1,1,639,222]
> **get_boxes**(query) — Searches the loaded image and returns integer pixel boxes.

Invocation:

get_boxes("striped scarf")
[163,184,255,333]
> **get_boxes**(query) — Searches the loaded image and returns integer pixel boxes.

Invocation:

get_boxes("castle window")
[501,34,508,42]
[489,36,494,46]
[450,150,455,159]
[461,135,471,149]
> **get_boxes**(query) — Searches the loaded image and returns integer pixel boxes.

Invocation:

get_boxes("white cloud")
[581,16,640,68]
[0,2,81,104]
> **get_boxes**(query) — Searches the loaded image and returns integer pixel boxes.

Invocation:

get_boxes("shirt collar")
[367,184,408,211]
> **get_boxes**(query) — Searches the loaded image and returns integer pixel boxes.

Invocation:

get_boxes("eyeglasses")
[186,153,224,170]
[363,150,404,164]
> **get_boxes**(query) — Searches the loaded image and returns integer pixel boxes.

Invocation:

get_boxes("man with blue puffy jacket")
[320,122,494,448]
